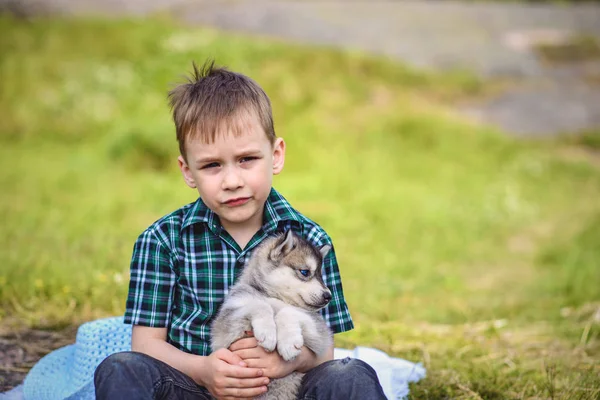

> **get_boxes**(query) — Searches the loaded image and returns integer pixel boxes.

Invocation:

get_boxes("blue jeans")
[94,351,387,399]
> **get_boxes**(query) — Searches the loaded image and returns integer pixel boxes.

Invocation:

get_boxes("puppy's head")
[251,230,332,311]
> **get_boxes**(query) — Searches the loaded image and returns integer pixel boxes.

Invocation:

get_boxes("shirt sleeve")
[305,228,354,334]
[124,227,176,327]
[320,244,354,334]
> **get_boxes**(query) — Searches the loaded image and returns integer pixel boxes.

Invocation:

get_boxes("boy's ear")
[272,138,286,175]
[178,155,197,188]
[319,244,331,259]
[270,230,296,260]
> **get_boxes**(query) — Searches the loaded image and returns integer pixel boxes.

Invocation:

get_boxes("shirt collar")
[181,188,302,233]
[262,188,303,234]
[182,197,218,231]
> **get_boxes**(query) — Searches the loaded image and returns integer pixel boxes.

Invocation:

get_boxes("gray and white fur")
[211,230,334,400]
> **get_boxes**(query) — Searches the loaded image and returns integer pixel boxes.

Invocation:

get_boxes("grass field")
[0,14,599,399]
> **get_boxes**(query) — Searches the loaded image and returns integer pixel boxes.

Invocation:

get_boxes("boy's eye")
[200,162,220,169]
[299,269,310,277]
[240,156,258,163]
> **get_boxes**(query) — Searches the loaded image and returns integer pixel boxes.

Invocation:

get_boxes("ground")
[0,323,76,390]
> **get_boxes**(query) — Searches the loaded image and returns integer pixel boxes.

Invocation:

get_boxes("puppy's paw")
[252,318,277,352]
[277,329,303,361]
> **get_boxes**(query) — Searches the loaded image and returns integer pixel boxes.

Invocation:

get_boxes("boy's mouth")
[223,197,251,207]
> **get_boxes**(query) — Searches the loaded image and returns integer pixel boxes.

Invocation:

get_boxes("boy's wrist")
[182,353,209,386]
[294,346,318,373]
[295,344,335,373]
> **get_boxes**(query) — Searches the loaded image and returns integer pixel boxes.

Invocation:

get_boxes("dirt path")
[171,1,600,136]
[0,325,76,391]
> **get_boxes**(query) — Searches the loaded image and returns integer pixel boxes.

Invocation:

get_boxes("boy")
[95,61,386,399]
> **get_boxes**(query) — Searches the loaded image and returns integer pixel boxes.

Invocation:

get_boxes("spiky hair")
[168,60,275,159]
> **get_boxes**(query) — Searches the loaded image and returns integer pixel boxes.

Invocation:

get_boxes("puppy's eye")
[299,269,310,277]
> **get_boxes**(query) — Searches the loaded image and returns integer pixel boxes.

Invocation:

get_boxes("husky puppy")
[211,230,334,400]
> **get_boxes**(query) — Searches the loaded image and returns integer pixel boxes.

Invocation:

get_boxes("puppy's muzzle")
[315,290,332,308]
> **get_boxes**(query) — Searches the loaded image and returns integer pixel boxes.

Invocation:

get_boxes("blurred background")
[1,0,599,397]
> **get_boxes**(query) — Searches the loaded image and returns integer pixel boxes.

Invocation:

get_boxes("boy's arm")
[132,325,270,398]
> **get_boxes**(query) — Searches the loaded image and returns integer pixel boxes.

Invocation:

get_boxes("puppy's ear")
[270,230,296,260]
[319,244,331,259]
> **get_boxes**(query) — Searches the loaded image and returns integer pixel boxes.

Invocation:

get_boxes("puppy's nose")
[322,291,332,303]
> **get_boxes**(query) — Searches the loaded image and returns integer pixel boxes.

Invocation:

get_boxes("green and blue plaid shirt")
[124,188,353,355]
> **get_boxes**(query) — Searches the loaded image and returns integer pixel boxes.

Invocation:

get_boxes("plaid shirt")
[124,188,353,355]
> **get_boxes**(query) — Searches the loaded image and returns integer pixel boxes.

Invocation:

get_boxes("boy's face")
[178,114,285,234]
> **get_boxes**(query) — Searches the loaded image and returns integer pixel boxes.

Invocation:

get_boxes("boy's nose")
[222,168,243,190]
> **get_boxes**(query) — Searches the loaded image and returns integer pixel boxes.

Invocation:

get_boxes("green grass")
[1,14,599,398]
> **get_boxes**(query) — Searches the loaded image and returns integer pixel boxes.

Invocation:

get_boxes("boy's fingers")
[227,376,270,388]
[240,358,269,369]
[229,337,259,352]
[222,386,268,399]
[216,348,247,367]
[231,348,262,360]
[228,365,265,379]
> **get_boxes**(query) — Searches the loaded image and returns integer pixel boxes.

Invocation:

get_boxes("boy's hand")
[197,348,269,399]
[230,335,301,380]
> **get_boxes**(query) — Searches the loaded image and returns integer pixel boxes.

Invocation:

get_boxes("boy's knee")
[326,358,379,382]
[300,358,386,399]
[95,352,162,398]
[97,351,141,369]
[94,351,151,381]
